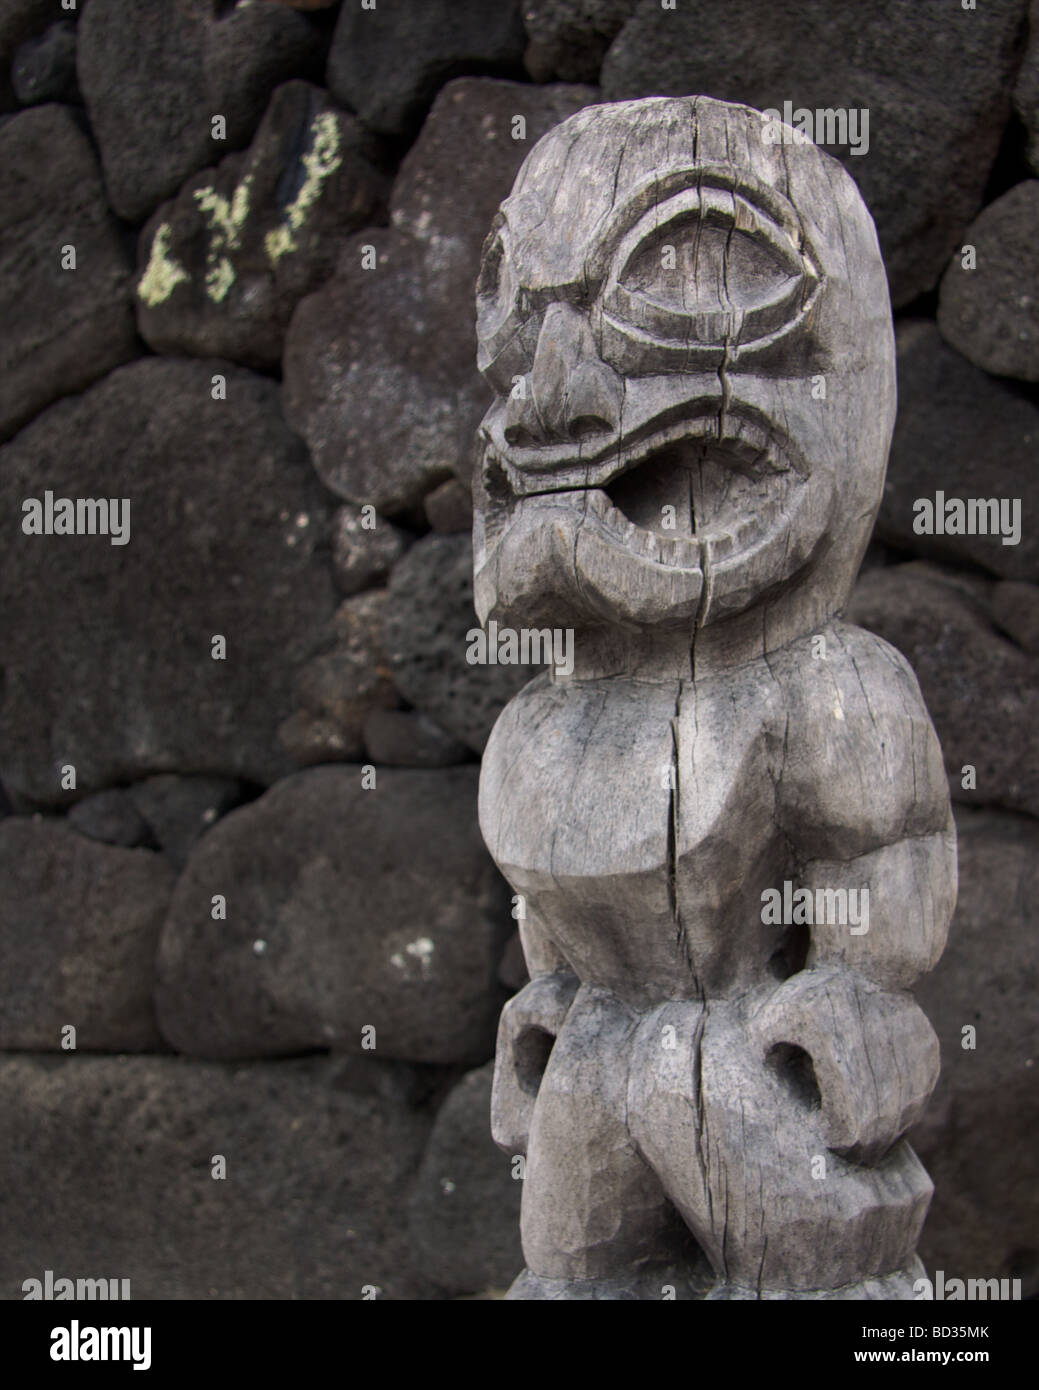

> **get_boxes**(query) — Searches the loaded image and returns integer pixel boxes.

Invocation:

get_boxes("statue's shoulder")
[765,622,950,857]
[765,619,932,722]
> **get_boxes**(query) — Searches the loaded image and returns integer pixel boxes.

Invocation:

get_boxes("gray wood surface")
[474,95,956,1300]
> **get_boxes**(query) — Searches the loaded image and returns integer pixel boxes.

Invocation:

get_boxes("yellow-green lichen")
[205,257,236,304]
[137,223,189,306]
[264,112,343,265]
[194,176,253,250]
[194,175,253,302]
[264,222,295,264]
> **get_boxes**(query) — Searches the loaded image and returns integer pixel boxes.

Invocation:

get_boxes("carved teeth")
[487,418,801,574]
[485,406,802,496]
[634,527,658,559]
[541,488,700,571]
[587,491,637,542]
[707,528,735,560]
[585,489,701,569]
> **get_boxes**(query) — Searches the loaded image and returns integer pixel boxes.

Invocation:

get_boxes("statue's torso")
[480,647,786,1006]
[479,623,943,1010]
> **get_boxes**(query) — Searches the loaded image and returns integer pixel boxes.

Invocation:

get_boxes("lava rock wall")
[0,0,1036,1300]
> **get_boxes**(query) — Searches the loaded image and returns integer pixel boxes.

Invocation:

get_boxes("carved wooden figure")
[473,96,957,1300]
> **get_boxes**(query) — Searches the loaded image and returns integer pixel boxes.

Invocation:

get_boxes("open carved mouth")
[483,414,803,574]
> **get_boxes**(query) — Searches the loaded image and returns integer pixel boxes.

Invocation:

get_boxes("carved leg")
[628,998,933,1299]
[506,984,709,1300]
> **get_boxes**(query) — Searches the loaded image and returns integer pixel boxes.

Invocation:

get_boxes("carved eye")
[605,188,816,348]
[476,221,545,382]
[621,218,794,314]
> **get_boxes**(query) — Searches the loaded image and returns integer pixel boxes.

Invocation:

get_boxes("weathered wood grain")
[474,95,955,1300]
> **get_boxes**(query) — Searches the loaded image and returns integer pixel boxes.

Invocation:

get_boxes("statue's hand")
[753,965,939,1165]
[490,972,579,1157]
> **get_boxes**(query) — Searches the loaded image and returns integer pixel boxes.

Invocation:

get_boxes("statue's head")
[472,96,895,661]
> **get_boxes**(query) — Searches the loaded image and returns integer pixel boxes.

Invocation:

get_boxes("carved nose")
[504,302,623,448]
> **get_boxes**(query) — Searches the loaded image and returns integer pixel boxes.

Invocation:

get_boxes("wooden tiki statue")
[473,96,956,1301]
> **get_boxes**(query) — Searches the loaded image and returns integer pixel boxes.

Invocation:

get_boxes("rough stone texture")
[0,818,173,1051]
[331,506,411,595]
[0,1053,432,1299]
[498,931,529,992]
[424,477,473,533]
[937,181,1039,383]
[408,1062,523,1296]
[283,79,595,513]
[284,227,470,513]
[0,358,339,805]
[156,765,510,1063]
[523,0,638,82]
[388,77,596,262]
[276,590,401,765]
[476,96,953,1300]
[383,533,534,755]
[0,0,55,64]
[876,322,1038,583]
[991,580,1039,655]
[78,0,322,222]
[1014,0,1039,171]
[135,81,387,370]
[0,103,136,441]
[327,0,526,137]
[912,809,1039,1299]
[600,0,1030,307]
[129,774,244,871]
[12,20,79,105]
[363,709,471,769]
[1,782,34,816]
[67,789,148,848]
[849,562,1039,818]
[0,2,1031,1305]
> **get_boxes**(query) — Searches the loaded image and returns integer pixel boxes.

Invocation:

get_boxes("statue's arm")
[491,904,578,1157]
[758,631,957,1164]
